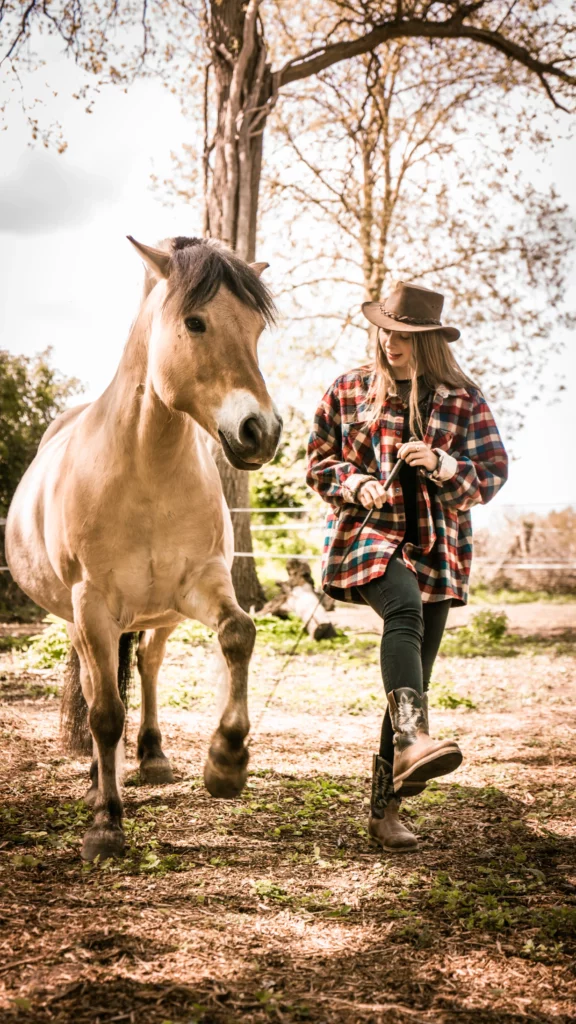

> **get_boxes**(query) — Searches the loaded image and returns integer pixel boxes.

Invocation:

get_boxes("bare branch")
[277,15,576,110]
[2,0,38,64]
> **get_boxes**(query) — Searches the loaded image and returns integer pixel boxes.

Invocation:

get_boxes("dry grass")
[0,614,575,1023]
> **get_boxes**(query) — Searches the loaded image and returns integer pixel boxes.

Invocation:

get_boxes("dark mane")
[164,237,276,324]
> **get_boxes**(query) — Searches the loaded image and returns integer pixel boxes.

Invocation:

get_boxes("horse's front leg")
[179,566,255,798]
[137,626,175,784]
[71,582,126,861]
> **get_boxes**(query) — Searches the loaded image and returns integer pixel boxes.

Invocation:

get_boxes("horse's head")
[129,235,282,470]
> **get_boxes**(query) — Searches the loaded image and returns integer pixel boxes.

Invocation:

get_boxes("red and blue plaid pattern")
[306,366,508,605]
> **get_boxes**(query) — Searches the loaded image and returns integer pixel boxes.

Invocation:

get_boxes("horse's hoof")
[139,756,175,785]
[81,826,125,862]
[203,746,249,799]
[83,785,99,809]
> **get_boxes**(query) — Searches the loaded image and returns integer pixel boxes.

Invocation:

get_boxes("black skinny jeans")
[356,547,451,764]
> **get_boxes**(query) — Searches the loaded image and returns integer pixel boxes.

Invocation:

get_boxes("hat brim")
[362,301,460,342]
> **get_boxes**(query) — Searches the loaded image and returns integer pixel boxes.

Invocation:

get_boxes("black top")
[394,377,433,546]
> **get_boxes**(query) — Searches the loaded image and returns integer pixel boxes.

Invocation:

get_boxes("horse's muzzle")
[218,410,282,471]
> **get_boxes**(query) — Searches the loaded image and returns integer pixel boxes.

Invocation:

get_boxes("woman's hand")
[396,439,438,472]
[358,479,389,509]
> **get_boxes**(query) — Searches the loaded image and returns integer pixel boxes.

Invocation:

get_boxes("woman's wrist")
[429,449,459,482]
[342,473,374,504]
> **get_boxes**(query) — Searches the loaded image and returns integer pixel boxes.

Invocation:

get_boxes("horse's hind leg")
[65,624,99,808]
[179,564,255,799]
[137,627,175,785]
[71,581,126,861]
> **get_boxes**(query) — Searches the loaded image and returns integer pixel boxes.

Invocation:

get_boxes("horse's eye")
[185,316,206,334]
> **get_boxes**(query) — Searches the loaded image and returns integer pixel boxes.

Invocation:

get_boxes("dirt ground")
[0,607,575,1024]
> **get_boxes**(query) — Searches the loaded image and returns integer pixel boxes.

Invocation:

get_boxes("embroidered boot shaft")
[388,688,463,792]
[371,753,396,818]
[368,754,418,853]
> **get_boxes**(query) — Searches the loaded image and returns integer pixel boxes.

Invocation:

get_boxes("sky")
[1,52,575,530]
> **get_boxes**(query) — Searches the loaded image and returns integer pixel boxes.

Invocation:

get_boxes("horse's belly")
[85,539,227,625]
[131,611,186,631]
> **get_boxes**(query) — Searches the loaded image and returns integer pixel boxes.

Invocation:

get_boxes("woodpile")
[257,559,337,640]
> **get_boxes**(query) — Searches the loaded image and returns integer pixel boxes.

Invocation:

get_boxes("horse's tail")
[60,632,139,755]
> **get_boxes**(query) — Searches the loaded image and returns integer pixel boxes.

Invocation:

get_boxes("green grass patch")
[253,879,291,902]
[428,679,477,710]
[345,691,380,715]
[165,680,201,709]
[0,800,91,851]
[423,866,576,948]
[255,614,377,658]
[470,584,576,604]
[171,621,215,645]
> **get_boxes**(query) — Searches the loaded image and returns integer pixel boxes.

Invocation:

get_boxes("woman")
[306,282,508,853]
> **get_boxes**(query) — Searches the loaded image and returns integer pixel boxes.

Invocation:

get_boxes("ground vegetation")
[0,601,574,1021]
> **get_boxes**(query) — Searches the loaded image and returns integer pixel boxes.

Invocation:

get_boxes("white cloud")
[0,150,117,234]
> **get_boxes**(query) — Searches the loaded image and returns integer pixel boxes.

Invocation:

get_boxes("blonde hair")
[368,329,477,435]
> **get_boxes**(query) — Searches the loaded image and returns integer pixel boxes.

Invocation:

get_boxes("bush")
[440,609,518,658]
[470,609,508,641]
[0,348,84,619]
[25,615,69,668]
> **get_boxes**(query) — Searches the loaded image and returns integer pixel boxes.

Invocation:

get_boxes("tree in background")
[263,40,575,436]
[249,407,324,588]
[0,348,83,518]
[3,0,576,605]
[251,407,311,518]
[0,349,83,617]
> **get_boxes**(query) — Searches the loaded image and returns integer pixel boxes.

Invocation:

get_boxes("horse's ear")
[127,236,171,280]
[250,261,269,278]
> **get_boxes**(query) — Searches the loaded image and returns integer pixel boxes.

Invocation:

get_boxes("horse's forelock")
[164,238,276,325]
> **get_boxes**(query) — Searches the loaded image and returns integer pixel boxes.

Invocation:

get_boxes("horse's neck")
[96,308,200,477]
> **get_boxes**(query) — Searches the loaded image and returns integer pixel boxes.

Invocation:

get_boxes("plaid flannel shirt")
[306,366,508,606]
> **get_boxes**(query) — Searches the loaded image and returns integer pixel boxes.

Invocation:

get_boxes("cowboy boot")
[381,705,427,799]
[388,687,463,792]
[368,754,418,852]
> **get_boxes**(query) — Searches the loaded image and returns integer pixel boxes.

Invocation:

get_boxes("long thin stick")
[249,593,325,742]
[249,446,410,739]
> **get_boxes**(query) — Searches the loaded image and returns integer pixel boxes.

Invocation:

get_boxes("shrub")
[25,615,69,668]
[440,609,517,658]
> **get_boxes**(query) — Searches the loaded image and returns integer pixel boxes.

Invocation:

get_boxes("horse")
[5,235,282,862]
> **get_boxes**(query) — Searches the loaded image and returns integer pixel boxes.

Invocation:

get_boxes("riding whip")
[251,436,418,739]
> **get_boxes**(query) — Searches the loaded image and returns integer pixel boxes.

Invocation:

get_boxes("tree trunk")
[205,0,273,609]
[212,445,265,611]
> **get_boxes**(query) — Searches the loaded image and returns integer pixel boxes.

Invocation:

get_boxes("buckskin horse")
[6,236,282,861]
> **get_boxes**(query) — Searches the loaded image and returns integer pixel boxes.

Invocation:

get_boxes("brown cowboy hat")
[362,281,460,342]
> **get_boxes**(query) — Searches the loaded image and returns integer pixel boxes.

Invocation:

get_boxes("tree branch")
[2,0,39,63]
[277,15,576,110]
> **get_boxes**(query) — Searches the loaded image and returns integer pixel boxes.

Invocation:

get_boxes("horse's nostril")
[239,415,263,452]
